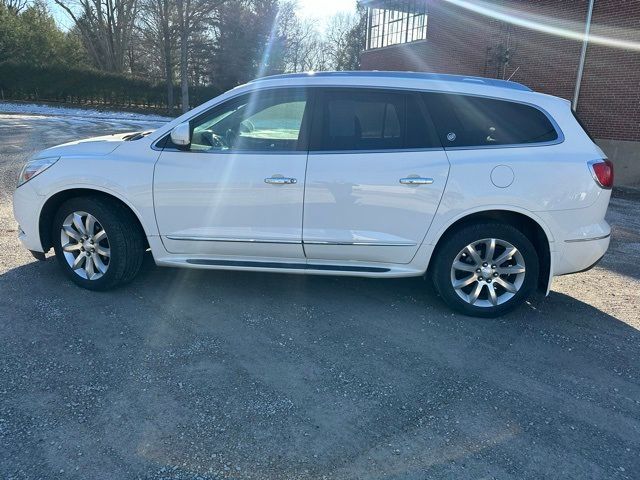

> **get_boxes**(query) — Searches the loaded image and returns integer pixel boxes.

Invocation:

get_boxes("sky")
[298,0,357,26]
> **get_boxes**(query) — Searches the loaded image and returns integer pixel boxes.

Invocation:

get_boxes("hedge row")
[0,62,220,110]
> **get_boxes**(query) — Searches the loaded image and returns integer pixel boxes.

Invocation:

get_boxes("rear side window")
[311,89,440,151]
[424,93,559,148]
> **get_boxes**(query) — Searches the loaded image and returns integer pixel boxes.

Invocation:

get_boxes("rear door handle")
[399,177,434,185]
[265,176,297,185]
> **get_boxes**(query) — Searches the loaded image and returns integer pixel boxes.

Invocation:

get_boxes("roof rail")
[248,71,532,92]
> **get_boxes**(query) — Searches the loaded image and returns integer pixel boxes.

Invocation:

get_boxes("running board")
[185,259,390,273]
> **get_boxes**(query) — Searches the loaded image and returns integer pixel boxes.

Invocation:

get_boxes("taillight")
[589,159,614,189]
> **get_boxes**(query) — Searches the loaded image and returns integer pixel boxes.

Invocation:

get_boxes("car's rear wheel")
[431,222,539,317]
[52,196,145,291]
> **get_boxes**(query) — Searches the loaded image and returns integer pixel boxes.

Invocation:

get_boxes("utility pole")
[573,0,596,111]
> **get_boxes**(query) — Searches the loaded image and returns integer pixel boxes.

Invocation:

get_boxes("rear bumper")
[536,189,612,278]
[559,250,606,276]
[554,232,611,276]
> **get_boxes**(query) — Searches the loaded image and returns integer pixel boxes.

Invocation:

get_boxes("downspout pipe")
[573,0,596,111]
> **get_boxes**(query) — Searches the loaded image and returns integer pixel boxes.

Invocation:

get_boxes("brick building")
[360,0,640,187]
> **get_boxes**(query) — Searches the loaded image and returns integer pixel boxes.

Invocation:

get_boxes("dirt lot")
[0,112,639,480]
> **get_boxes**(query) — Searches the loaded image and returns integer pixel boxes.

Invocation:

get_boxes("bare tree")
[278,3,366,74]
[139,0,177,109]
[1,0,30,13]
[280,17,322,71]
[53,0,139,73]
[277,1,335,73]
[175,0,224,112]
[323,12,358,70]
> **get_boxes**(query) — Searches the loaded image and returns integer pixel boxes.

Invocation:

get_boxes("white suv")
[13,72,613,317]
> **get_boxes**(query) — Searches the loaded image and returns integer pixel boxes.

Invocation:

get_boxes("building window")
[366,1,428,50]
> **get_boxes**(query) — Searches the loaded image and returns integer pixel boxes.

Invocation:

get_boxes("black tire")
[51,196,145,291]
[431,222,539,318]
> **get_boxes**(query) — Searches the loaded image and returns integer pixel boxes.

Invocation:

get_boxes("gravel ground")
[0,112,639,480]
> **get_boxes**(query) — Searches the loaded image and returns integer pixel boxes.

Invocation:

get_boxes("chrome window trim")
[155,146,309,155]
[158,146,445,156]
[444,138,564,151]
[152,85,564,153]
[308,147,443,155]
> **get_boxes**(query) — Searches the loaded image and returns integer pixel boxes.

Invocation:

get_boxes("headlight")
[17,156,60,187]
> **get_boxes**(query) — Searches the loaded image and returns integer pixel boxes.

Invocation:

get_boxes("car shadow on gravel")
[1,255,639,479]
[2,252,637,346]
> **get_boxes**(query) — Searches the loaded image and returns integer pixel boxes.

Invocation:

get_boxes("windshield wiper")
[123,131,153,141]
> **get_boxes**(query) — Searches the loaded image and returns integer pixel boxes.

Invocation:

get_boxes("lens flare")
[442,0,640,51]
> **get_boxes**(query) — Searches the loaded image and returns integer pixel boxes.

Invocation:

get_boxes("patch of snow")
[0,101,174,122]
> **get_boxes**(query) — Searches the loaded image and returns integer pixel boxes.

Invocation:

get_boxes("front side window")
[190,89,308,152]
[312,89,439,152]
[425,93,559,148]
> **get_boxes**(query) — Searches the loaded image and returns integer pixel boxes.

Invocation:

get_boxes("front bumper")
[13,182,45,253]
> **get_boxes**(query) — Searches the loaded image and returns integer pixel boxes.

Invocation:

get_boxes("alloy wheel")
[450,238,526,308]
[60,211,110,280]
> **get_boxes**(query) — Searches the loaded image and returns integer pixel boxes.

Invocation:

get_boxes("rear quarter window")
[424,93,559,148]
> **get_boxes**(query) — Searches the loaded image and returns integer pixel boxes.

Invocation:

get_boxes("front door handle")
[265,176,297,185]
[399,177,434,185]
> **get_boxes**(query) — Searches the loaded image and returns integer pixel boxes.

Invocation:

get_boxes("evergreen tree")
[210,0,284,91]
[0,1,86,67]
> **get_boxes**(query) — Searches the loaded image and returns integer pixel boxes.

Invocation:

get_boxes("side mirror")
[170,122,191,148]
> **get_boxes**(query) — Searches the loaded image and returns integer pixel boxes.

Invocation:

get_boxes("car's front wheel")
[431,222,539,317]
[52,196,145,290]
